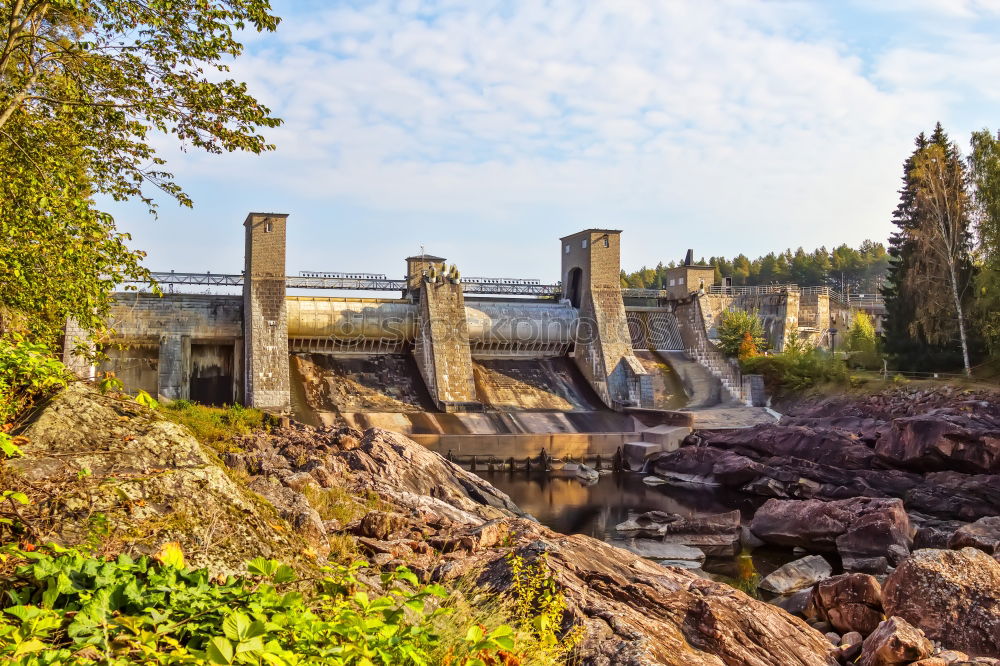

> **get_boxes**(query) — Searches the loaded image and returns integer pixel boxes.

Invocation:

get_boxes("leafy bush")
[741,337,848,393]
[845,311,883,370]
[0,335,69,426]
[847,311,877,354]
[0,544,558,666]
[717,309,768,358]
[159,401,264,453]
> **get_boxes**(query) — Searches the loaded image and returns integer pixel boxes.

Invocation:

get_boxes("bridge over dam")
[64,212,862,457]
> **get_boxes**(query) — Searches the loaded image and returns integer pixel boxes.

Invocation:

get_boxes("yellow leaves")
[154,541,185,569]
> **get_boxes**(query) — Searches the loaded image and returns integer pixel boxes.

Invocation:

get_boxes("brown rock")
[883,548,1000,658]
[751,497,911,569]
[457,519,508,550]
[905,472,1000,522]
[11,383,315,574]
[836,631,863,661]
[808,573,884,636]
[948,516,1000,555]
[702,424,878,469]
[875,411,1000,474]
[475,523,839,666]
[858,616,933,666]
[836,510,911,574]
[282,470,316,492]
[354,511,410,540]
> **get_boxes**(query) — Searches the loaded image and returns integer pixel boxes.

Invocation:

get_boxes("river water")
[474,471,802,584]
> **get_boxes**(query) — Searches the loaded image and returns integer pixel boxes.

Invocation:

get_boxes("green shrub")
[847,311,877,354]
[0,544,557,665]
[741,337,848,393]
[717,309,768,358]
[0,335,69,425]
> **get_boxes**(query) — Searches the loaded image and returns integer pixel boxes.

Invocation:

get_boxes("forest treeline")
[620,242,890,293]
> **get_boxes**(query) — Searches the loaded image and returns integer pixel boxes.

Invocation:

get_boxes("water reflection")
[475,471,800,580]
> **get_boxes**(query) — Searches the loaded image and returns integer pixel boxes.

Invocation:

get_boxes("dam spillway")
[67,211,790,457]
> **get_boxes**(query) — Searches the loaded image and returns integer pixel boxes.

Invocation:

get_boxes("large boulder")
[905,471,1000,521]
[807,573,884,636]
[750,497,911,571]
[700,424,878,469]
[6,384,311,573]
[779,415,888,443]
[615,510,741,557]
[474,523,838,666]
[875,410,1000,474]
[858,617,933,666]
[883,548,1000,658]
[835,509,912,573]
[947,516,1000,555]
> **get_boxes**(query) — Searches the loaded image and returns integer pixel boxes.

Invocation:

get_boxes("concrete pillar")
[243,212,291,412]
[232,337,243,405]
[158,334,191,402]
[413,281,479,411]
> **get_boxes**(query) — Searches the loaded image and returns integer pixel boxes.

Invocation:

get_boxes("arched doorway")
[567,267,583,308]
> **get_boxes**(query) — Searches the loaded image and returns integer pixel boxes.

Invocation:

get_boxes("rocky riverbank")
[5,382,1000,664]
[635,384,1000,663]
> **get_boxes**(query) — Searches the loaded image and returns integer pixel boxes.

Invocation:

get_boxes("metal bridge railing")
[127,272,562,297]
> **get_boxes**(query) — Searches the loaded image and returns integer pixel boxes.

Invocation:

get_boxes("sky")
[106,0,1000,284]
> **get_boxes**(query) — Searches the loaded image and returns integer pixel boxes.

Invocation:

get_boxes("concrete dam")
[64,211,837,455]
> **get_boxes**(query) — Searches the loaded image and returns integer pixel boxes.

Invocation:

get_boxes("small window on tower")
[603,237,609,247]
[565,244,570,254]
[582,239,588,249]
[264,220,273,233]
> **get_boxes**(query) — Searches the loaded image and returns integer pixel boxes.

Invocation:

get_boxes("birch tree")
[909,142,975,375]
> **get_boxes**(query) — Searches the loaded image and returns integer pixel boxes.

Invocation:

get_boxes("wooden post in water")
[470,455,477,471]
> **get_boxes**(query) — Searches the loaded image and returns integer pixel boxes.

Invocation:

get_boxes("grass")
[158,399,264,453]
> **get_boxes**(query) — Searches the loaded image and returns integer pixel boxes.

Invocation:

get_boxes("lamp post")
[829,327,838,352]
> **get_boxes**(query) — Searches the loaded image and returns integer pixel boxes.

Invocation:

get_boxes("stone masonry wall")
[701,292,797,351]
[243,213,290,412]
[65,294,243,402]
[414,281,479,410]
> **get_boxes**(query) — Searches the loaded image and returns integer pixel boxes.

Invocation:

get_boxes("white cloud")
[113,0,1000,277]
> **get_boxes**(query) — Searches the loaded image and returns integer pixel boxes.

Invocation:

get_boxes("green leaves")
[717,309,768,358]
[0,335,70,425]
[0,0,282,347]
[0,544,543,665]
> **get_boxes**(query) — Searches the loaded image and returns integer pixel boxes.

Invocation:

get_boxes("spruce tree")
[881,132,926,365]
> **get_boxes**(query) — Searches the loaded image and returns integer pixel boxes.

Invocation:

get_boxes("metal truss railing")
[130,272,562,297]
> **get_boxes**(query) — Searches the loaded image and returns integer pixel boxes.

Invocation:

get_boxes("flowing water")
[474,471,802,584]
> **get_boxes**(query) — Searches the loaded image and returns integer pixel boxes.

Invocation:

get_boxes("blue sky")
[107,0,1000,283]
